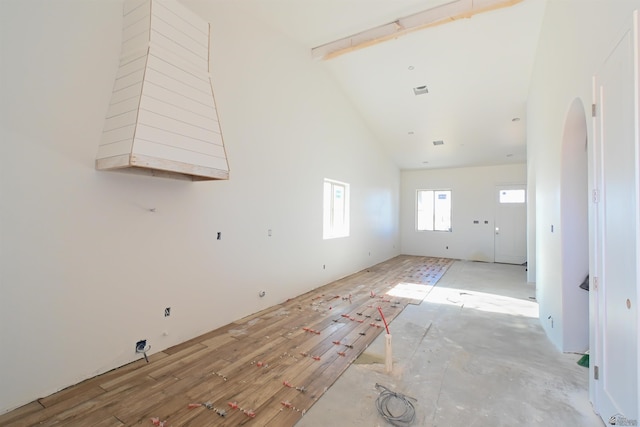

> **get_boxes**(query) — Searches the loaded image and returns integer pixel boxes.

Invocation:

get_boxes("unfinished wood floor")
[1,255,454,427]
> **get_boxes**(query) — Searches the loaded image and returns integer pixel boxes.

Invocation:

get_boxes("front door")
[494,185,527,264]
[592,11,638,424]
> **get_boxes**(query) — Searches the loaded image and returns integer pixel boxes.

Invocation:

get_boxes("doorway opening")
[494,185,527,264]
[560,97,589,352]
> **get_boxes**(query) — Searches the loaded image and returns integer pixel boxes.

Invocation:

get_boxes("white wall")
[401,164,526,261]
[526,158,537,283]
[0,0,400,413]
[528,0,639,354]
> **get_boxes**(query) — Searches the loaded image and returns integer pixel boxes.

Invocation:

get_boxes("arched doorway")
[560,98,589,352]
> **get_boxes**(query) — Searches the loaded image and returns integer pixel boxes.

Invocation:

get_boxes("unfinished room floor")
[298,260,604,427]
[0,258,603,426]
[0,256,452,426]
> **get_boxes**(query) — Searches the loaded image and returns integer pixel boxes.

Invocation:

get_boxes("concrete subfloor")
[296,260,604,427]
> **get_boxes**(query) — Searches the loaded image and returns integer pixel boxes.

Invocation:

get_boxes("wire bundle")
[374,383,417,427]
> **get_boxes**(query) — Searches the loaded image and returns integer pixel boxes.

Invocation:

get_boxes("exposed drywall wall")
[527,0,638,353]
[400,164,526,261]
[0,0,400,413]
[527,0,640,420]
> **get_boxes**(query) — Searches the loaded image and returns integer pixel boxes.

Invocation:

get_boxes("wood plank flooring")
[0,255,453,427]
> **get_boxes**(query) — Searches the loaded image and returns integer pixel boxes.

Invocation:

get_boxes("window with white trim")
[323,179,350,239]
[499,189,526,204]
[416,189,452,231]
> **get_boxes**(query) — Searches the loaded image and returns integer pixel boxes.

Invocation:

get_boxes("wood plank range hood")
[96,0,229,181]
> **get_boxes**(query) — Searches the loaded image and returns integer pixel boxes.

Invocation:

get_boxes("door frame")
[494,184,527,264]
[590,10,640,423]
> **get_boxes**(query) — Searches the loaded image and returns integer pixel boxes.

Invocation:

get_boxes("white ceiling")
[217,0,547,170]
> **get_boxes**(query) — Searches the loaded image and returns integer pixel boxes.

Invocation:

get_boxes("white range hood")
[96,0,229,181]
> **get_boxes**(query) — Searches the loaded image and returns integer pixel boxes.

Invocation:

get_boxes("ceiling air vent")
[433,140,444,146]
[413,85,429,96]
[96,0,230,181]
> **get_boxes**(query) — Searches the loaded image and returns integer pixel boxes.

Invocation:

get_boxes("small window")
[499,189,525,204]
[323,179,350,239]
[417,189,451,231]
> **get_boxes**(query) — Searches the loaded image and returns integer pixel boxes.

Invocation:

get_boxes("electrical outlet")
[135,339,150,363]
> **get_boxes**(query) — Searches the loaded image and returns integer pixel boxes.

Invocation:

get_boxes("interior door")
[592,11,638,423]
[494,185,527,264]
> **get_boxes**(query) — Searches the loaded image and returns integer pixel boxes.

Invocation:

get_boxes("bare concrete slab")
[297,260,603,427]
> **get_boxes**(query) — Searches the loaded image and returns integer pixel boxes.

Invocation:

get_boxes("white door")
[592,11,638,423]
[494,185,527,264]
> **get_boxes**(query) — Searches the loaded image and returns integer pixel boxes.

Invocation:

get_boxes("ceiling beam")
[311,0,524,60]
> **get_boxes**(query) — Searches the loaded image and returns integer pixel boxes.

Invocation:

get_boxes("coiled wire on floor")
[374,383,417,427]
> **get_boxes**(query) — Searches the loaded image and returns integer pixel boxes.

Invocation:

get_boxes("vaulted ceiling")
[203,0,547,170]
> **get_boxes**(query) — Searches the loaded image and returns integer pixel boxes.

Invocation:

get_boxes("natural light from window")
[425,286,538,318]
[386,282,432,301]
[323,179,350,239]
[499,189,526,204]
[385,283,537,318]
[417,189,452,231]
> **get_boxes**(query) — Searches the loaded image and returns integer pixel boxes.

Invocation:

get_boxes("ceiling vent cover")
[413,85,429,96]
[432,140,444,146]
[96,0,229,181]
